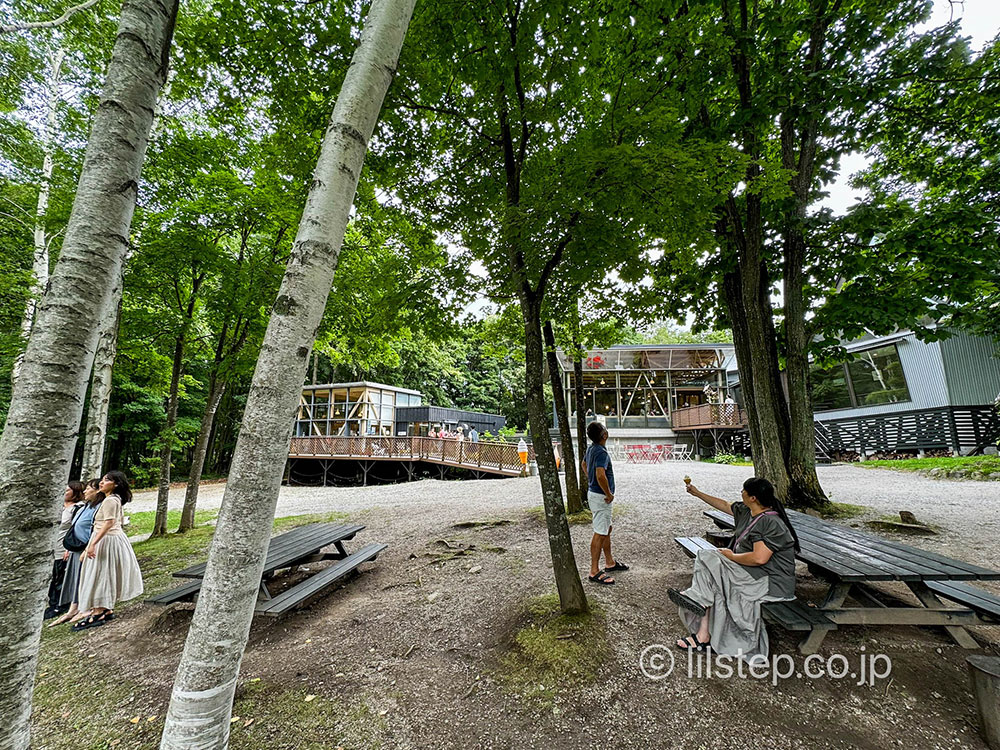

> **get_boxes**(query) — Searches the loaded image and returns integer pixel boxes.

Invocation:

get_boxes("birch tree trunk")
[178,375,225,531]
[80,258,127,480]
[0,0,177,746]
[543,321,581,514]
[12,47,65,385]
[159,2,415,745]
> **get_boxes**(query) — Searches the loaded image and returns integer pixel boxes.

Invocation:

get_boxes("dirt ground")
[53,463,1000,749]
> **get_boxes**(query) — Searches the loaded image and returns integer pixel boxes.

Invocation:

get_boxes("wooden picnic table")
[150,522,386,617]
[700,508,1000,652]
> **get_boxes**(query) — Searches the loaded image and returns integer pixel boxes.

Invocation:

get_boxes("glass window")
[811,365,853,411]
[312,404,329,420]
[847,345,910,406]
[382,392,395,405]
[312,390,330,404]
[381,405,393,421]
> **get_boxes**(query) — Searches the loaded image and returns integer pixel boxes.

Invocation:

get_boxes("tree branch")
[0,0,102,34]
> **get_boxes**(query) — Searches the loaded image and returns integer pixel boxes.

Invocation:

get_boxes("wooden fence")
[288,436,549,476]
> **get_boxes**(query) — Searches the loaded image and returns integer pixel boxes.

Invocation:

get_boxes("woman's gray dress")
[678,502,797,660]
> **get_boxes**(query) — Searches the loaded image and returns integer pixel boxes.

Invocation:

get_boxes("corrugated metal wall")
[940,330,1000,406]
[814,334,952,422]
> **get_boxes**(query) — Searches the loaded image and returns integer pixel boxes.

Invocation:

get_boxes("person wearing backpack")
[73,471,143,631]
[48,479,102,627]
[43,482,86,619]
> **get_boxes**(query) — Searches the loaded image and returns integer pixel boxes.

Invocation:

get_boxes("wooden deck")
[671,403,747,431]
[288,436,541,478]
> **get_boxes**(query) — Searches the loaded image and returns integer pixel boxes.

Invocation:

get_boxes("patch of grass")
[228,679,386,749]
[497,594,608,707]
[133,524,218,596]
[818,501,868,520]
[32,630,385,750]
[527,503,626,526]
[859,455,1000,477]
[126,509,218,537]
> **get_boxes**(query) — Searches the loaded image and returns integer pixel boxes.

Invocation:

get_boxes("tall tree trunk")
[159,2,415,745]
[571,320,588,506]
[153,328,187,535]
[79,259,127,480]
[0,0,177,746]
[178,375,226,531]
[783,227,828,509]
[520,298,587,614]
[12,47,66,385]
[543,321,581,513]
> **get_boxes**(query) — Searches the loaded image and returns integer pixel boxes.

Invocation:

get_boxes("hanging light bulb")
[600,378,605,385]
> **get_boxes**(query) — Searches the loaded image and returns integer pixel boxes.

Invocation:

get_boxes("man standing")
[581,421,628,585]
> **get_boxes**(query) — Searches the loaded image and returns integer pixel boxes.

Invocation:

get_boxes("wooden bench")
[146,578,203,606]
[673,536,836,648]
[256,543,387,617]
[925,581,1000,623]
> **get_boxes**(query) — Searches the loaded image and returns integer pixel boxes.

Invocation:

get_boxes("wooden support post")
[908,581,980,649]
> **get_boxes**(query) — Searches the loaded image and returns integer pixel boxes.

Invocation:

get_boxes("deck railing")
[288,436,548,475]
[671,403,747,430]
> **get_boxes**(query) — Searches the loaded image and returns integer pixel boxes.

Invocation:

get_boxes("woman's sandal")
[71,611,114,631]
[668,588,707,617]
[604,562,630,573]
[588,572,616,585]
[675,634,710,652]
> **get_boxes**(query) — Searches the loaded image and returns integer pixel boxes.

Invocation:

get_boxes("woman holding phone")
[668,477,799,660]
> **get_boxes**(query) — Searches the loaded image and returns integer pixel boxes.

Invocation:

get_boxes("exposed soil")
[51,463,1000,749]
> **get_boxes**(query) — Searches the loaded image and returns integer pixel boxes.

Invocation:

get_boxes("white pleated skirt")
[77,532,144,611]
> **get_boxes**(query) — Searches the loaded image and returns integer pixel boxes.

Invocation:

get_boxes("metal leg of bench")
[258,582,272,602]
[907,581,979,649]
[335,540,348,558]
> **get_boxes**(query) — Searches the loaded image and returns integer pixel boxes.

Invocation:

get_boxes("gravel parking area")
[115,462,1000,749]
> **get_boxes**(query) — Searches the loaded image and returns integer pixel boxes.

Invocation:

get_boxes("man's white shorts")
[588,490,613,535]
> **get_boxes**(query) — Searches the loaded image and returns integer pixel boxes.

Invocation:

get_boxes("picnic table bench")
[147,522,386,617]
[675,508,1000,653]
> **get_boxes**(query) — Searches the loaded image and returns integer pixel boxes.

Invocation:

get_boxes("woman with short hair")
[669,477,799,660]
[73,471,143,631]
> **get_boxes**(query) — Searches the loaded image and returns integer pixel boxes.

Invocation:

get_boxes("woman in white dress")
[73,471,143,631]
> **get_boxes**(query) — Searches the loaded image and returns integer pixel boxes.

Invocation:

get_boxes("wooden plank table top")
[700,506,1000,651]
[702,508,1000,582]
[172,522,365,580]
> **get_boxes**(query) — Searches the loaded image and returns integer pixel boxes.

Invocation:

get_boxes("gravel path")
[114,462,1000,749]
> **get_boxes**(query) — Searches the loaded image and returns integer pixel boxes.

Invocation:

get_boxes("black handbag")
[62,505,97,552]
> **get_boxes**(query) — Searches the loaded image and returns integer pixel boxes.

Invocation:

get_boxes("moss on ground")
[496,594,608,707]
[818,502,868,520]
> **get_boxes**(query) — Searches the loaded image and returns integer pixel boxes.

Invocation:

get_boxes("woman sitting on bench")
[669,477,799,660]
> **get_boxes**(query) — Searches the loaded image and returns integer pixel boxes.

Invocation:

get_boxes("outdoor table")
[171,522,366,606]
[704,508,1000,652]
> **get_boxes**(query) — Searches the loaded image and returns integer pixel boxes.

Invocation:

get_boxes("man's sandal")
[588,572,616,585]
[604,562,629,573]
[675,634,710,652]
[668,587,707,617]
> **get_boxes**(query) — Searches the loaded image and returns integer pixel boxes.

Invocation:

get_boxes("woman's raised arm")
[684,483,732,515]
